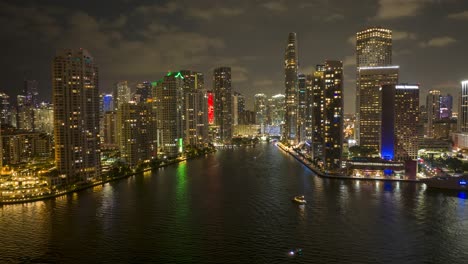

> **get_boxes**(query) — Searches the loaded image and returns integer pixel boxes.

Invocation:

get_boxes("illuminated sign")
[208,93,214,125]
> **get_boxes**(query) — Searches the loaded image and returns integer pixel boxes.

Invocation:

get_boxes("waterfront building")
[1,130,52,165]
[459,80,468,133]
[52,49,101,183]
[268,94,285,127]
[213,67,233,142]
[153,72,184,157]
[254,93,267,133]
[426,89,441,137]
[357,66,399,152]
[284,32,299,144]
[118,101,155,166]
[102,111,118,149]
[232,92,245,126]
[297,73,307,142]
[312,65,325,160]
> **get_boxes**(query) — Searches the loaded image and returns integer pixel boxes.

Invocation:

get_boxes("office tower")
[34,102,54,135]
[459,81,468,132]
[312,65,325,160]
[24,80,39,107]
[153,72,184,157]
[232,92,245,126]
[284,32,299,143]
[102,94,114,112]
[439,94,453,119]
[0,93,11,126]
[17,95,34,131]
[113,81,131,110]
[213,67,233,142]
[118,101,155,166]
[426,89,441,137]
[356,27,392,67]
[207,91,215,125]
[395,84,419,160]
[355,27,392,142]
[254,93,267,126]
[297,73,307,142]
[135,81,151,103]
[381,84,419,160]
[268,94,285,126]
[357,66,399,151]
[180,70,207,147]
[102,111,117,148]
[305,75,314,142]
[52,49,100,183]
[323,61,344,169]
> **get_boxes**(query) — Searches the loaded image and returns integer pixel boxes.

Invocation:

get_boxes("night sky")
[1,0,468,112]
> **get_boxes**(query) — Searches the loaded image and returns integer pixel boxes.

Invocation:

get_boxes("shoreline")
[276,142,420,183]
[0,151,215,205]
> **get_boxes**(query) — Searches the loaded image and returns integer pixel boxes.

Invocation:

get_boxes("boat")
[292,195,307,204]
[288,248,303,256]
[422,175,468,191]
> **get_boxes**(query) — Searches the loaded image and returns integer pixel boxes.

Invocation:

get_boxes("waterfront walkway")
[276,142,420,183]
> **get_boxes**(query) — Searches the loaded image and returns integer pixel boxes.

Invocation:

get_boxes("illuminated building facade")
[153,72,184,157]
[297,73,307,142]
[213,67,232,142]
[0,93,12,126]
[426,89,441,138]
[459,80,468,133]
[322,60,344,169]
[268,94,285,126]
[312,65,325,160]
[207,91,214,125]
[134,81,151,103]
[357,66,399,152]
[284,32,298,143]
[33,102,53,135]
[254,93,267,127]
[52,49,101,183]
[113,81,131,111]
[394,84,419,160]
[439,94,453,119]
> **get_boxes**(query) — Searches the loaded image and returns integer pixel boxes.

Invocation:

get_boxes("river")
[1,143,468,263]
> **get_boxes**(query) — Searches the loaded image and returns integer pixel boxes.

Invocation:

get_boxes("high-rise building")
[268,94,285,126]
[0,93,11,126]
[322,61,344,169]
[381,84,419,160]
[305,74,314,142]
[297,73,307,142]
[153,72,184,157]
[102,94,114,112]
[52,49,100,183]
[134,81,151,103]
[254,93,267,126]
[439,94,453,119]
[180,70,208,147]
[284,32,299,143]
[426,89,441,138]
[23,80,39,107]
[113,81,131,111]
[357,66,399,151]
[459,80,468,133]
[34,102,53,135]
[102,111,117,148]
[232,92,245,126]
[312,65,325,160]
[118,101,155,165]
[17,95,34,131]
[213,67,232,142]
[356,27,392,67]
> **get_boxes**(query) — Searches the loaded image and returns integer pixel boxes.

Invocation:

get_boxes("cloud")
[374,0,432,20]
[231,66,249,83]
[393,30,417,40]
[419,36,456,48]
[325,13,345,22]
[186,7,244,20]
[253,79,274,87]
[343,55,355,68]
[262,1,287,12]
[433,81,460,90]
[448,10,468,20]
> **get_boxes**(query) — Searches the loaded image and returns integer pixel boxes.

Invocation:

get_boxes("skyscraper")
[297,73,307,142]
[0,93,12,126]
[113,81,131,111]
[459,80,468,133]
[213,67,232,142]
[254,93,267,126]
[312,65,325,160]
[153,72,184,157]
[323,60,344,169]
[356,27,392,67]
[395,84,419,160]
[52,49,100,183]
[439,94,453,119]
[134,81,151,103]
[426,89,441,137]
[357,66,399,151]
[284,32,299,143]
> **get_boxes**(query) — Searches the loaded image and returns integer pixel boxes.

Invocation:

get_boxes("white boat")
[292,195,307,204]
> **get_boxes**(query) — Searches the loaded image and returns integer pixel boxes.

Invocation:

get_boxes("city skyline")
[1,0,468,112]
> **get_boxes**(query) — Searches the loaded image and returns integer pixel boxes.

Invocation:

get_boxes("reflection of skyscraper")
[284,32,298,143]
[357,66,399,151]
[213,67,232,142]
[52,49,100,183]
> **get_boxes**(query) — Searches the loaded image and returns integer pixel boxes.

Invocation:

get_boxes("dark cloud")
[0,0,467,111]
